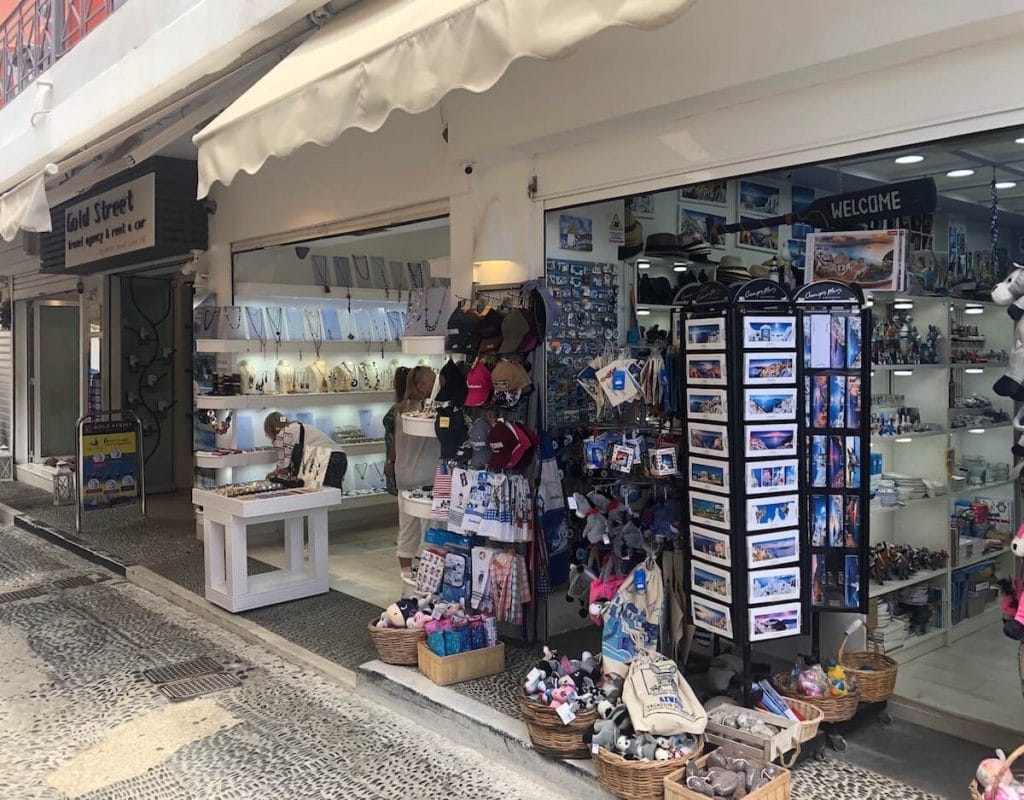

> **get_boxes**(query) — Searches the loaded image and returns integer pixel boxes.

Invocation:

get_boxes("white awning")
[0,166,58,243]
[193,0,694,197]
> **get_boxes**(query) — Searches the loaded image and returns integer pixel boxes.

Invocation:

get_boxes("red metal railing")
[0,0,126,110]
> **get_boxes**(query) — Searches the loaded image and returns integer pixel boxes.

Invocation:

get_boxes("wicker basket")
[970,743,1024,800]
[784,697,824,744]
[772,673,859,723]
[665,755,790,800]
[367,621,425,666]
[838,633,898,704]
[518,689,599,759]
[594,737,704,800]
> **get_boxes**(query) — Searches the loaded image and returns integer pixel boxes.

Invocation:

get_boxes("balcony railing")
[0,0,126,109]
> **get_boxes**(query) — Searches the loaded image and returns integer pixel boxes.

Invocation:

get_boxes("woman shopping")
[393,365,440,585]
[264,412,334,480]
[383,366,410,496]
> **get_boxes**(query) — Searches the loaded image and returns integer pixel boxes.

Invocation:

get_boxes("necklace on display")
[423,287,449,333]
[346,292,356,340]
[201,307,220,335]
[266,307,284,348]
[378,262,390,300]
[312,257,329,287]
[223,307,244,331]
[343,361,359,388]
[353,256,371,282]
[305,309,324,358]
[245,307,267,351]
[355,462,369,481]
[409,261,424,290]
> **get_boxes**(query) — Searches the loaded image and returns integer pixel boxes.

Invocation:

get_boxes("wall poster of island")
[679,206,727,247]
[806,229,906,290]
[679,181,728,205]
[558,214,593,251]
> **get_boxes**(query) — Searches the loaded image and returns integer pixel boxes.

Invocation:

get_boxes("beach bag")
[602,556,664,677]
[623,651,707,736]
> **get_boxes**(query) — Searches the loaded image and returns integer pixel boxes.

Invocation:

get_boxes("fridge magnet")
[845,436,861,488]
[690,491,730,530]
[749,566,801,604]
[811,496,827,546]
[844,496,862,548]
[749,602,802,641]
[744,353,796,385]
[685,318,726,350]
[687,388,728,421]
[689,457,730,492]
[743,315,796,348]
[689,423,728,457]
[747,494,799,531]
[691,560,733,603]
[828,375,846,428]
[744,387,797,421]
[745,423,798,457]
[810,435,827,488]
[647,447,678,477]
[559,214,593,252]
[828,435,845,488]
[830,314,847,368]
[691,526,731,567]
[844,555,862,607]
[692,595,734,639]
[828,495,844,547]
[847,315,863,368]
[809,314,831,367]
[686,354,727,386]
[609,443,635,473]
[806,229,906,290]
[745,458,798,495]
[846,376,862,429]
[748,529,800,568]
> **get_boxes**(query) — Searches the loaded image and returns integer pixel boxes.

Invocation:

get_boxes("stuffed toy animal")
[977,749,1023,800]
[825,659,849,696]
[992,266,1024,402]
[999,524,1024,641]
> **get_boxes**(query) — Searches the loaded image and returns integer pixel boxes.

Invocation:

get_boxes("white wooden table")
[192,487,341,612]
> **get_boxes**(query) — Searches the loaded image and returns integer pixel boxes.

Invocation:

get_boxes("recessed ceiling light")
[636,259,651,270]
[946,169,975,178]
[1015,137,1024,144]
[636,307,651,316]
[996,181,1018,190]
[894,155,925,164]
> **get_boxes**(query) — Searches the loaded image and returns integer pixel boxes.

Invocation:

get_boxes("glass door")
[32,301,81,460]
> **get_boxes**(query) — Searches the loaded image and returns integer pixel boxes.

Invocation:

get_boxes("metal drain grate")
[52,574,108,590]
[144,657,224,685]
[0,585,49,604]
[157,672,240,701]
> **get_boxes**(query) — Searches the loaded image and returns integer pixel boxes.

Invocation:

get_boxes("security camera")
[463,162,475,176]
[295,246,310,260]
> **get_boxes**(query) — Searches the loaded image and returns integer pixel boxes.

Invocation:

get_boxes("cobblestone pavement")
[0,526,557,800]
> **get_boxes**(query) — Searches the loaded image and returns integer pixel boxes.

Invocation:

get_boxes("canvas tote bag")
[623,650,708,736]
[601,555,664,677]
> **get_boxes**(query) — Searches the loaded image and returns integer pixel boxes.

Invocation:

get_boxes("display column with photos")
[680,280,807,703]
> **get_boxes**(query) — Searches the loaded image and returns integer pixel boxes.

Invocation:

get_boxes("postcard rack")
[678,279,871,699]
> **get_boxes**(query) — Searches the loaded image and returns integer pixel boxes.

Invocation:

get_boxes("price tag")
[634,567,646,593]
[602,533,611,545]
[567,496,578,511]
[592,742,600,755]
[438,416,450,429]
[556,704,577,725]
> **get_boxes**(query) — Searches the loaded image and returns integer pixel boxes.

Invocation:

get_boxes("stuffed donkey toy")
[991,264,1024,402]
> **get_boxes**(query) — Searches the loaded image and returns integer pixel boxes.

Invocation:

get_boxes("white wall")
[0,0,325,191]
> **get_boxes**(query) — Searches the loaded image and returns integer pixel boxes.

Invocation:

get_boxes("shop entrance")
[29,300,80,462]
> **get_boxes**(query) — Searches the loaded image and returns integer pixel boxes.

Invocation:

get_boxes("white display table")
[193,486,341,612]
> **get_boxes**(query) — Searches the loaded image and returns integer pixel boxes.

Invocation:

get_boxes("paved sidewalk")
[0,526,558,800]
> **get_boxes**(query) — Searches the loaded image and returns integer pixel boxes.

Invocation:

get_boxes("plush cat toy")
[991,266,1024,402]
[998,525,1024,640]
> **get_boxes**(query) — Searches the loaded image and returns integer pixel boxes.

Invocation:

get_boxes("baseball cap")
[491,359,532,408]
[434,407,468,460]
[466,417,493,469]
[445,306,481,353]
[465,361,493,407]
[477,308,505,353]
[504,421,533,469]
[499,308,531,354]
[487,420,520,470]
[435,359,469,406]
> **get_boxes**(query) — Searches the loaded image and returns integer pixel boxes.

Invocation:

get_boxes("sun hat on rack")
[715,253,752,285]
[643,233,689,259]
[618,209,645,260]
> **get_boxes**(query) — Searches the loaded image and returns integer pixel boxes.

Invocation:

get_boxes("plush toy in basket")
[972,746,1024,800]
[368,597,430,666]
[772,655,859,723]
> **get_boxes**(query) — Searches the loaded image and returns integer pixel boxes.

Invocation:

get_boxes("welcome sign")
[64,173,156,269]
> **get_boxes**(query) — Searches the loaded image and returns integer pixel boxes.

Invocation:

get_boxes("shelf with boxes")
[862,291,1016,663]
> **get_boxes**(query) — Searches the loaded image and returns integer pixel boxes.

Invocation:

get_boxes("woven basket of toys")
[519,688,599,759]
[595,737,704,800]
[772,672,859,723]
[367,621,425,666]
[970,744,1024,800]
[837,633,897,704]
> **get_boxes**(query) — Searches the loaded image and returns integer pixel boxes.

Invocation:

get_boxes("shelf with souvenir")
[196,339,402,354]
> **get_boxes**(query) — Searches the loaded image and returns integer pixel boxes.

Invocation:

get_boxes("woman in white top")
[264,412,334,479]
[393,366,440,584]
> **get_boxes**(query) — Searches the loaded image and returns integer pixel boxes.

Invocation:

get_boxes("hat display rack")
[675,278,872,754]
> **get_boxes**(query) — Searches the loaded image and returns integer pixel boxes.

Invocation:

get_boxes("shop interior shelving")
[864,291,1016,665]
